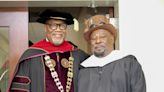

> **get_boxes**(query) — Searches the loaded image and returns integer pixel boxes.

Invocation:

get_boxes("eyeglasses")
[46,23,67,30]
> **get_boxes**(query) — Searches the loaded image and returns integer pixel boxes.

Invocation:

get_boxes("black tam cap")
[37,9,74,25]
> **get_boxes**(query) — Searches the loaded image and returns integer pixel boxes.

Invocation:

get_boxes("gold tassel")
[73,18,79,32]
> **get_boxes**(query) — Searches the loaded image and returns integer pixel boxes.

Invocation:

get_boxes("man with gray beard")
[8,9,89,92]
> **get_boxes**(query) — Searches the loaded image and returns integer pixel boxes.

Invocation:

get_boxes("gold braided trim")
[44,52,73,92]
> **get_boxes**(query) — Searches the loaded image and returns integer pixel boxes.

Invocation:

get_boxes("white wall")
[119,0,164,92]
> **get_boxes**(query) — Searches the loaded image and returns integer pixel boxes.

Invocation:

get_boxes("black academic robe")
[78,55,146,92]
[8,41,89,92]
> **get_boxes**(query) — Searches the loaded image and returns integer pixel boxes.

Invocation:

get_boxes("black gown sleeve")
[10,59,31,92]
[129,55,146,92]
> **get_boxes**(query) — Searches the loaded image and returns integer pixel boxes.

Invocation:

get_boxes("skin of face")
[90,29,115,57]
[45,19,67,46]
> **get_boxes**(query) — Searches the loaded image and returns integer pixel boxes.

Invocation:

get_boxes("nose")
[54,26,62,32]
[95,35,101,44]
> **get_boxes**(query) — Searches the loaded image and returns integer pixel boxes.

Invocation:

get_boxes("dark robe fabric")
[78,55,146,92]
[8,40,89,92]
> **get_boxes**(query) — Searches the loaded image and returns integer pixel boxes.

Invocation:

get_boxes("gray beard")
[93,51,105,58]
[52,39,64,46]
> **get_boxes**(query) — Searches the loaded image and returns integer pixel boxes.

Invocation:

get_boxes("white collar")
[81,50,130,67]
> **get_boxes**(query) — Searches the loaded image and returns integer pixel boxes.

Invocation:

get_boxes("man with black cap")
[78,15,146,92]
[8,9,88,92]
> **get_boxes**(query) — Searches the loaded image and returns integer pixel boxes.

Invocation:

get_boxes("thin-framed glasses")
[46,23,67,30]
